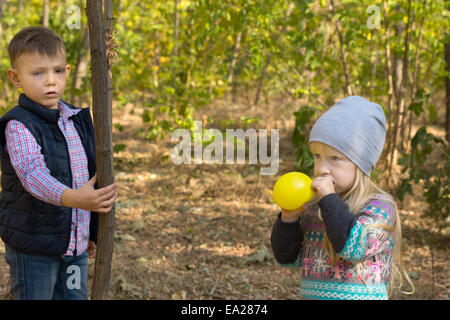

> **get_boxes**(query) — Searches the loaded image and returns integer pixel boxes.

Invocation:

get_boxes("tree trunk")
[228,31,242,102]
[71,26,90,106]
[446,41,450,143]
[0,0,6,35]
[104,0,114,112]
[394,0,412,151]
[153,29,161,88]
[43,0,49,27]
[86,0,115,300]
[387,0,412,186]
[406,0,427,146]
[173,0,179,58]
[382,0,396,179]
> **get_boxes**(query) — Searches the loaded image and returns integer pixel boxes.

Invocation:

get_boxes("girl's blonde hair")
[308,145,415,298]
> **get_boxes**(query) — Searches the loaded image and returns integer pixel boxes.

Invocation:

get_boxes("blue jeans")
[5,244,89,300]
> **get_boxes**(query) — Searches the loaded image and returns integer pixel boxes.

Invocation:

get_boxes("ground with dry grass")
[0,96,448,300]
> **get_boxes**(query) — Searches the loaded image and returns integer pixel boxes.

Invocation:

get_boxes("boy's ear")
[65,64,71,77]
[7,68,21,88]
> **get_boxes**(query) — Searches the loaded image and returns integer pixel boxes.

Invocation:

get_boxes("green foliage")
[291,105,319,176]
[397,127,449,229]
[0,0,448,230]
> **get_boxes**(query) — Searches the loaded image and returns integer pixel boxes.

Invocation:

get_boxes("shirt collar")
[58,100,81,120]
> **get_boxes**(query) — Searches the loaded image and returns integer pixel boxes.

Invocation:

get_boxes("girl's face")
[310,141,357,196]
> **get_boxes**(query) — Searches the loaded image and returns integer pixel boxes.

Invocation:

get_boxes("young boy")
[0,26,118,300]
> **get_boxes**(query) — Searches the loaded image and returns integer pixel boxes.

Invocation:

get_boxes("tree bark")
[86,0,115,300]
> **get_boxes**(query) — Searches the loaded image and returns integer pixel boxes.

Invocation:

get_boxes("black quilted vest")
[0,94,98,257]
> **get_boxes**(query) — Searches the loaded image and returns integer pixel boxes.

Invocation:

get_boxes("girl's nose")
[316,162,331,176]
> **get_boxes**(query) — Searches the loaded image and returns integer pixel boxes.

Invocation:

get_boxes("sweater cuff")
[275,212,302,232]
[270,212,304,265]
[318,193,356,253]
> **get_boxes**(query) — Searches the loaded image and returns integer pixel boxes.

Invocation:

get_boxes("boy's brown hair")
[8,26,66,68]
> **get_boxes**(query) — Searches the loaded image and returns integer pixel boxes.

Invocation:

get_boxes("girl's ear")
[7,69,21,88]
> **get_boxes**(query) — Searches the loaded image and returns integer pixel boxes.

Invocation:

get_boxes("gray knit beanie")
[308,96,386,176]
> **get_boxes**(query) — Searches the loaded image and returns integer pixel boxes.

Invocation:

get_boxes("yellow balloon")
[273,172,315,210]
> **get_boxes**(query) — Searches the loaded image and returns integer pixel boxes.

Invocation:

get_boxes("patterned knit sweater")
[271,193,396,300]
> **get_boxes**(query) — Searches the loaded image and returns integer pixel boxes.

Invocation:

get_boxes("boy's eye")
[314,154,320,159]
[33,72,42,76]
[56,69,65,73]
[331,156,339,161]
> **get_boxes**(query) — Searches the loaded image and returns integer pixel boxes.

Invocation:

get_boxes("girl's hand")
[61,173,118,213]
[311,175,335,200]
[281,205,307,223]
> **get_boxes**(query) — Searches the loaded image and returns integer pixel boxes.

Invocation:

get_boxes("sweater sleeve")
[270,212,304,266]
[319,193,356,253]
[337,198,396,263]
[319,193,396,263]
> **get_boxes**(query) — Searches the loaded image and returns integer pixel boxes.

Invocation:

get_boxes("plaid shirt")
[5,101,91,256]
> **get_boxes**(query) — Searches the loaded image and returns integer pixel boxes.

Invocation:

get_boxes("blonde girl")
[271,96,414,300]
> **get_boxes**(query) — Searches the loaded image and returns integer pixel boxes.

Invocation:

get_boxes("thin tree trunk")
[105,0,114,108]
[387,0,412,186]
[368,30,377,100]
[87,0,115,300]
[173,0,179,57]
[71,26,90,106]
[330,0,353,96]
[0,0,6,35]
[153,29,161,88]
[254,2,295,106]
[382,0,396,178]
[228,31,242,102]
[407,0,427,146]
[396,0,412,151]
[446,41,450,143]
[43,0,49,27]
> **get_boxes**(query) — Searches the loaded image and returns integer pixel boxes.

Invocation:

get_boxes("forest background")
[0,0,448,300]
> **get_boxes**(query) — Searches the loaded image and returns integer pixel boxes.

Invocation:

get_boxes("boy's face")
[7,50,71,109]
